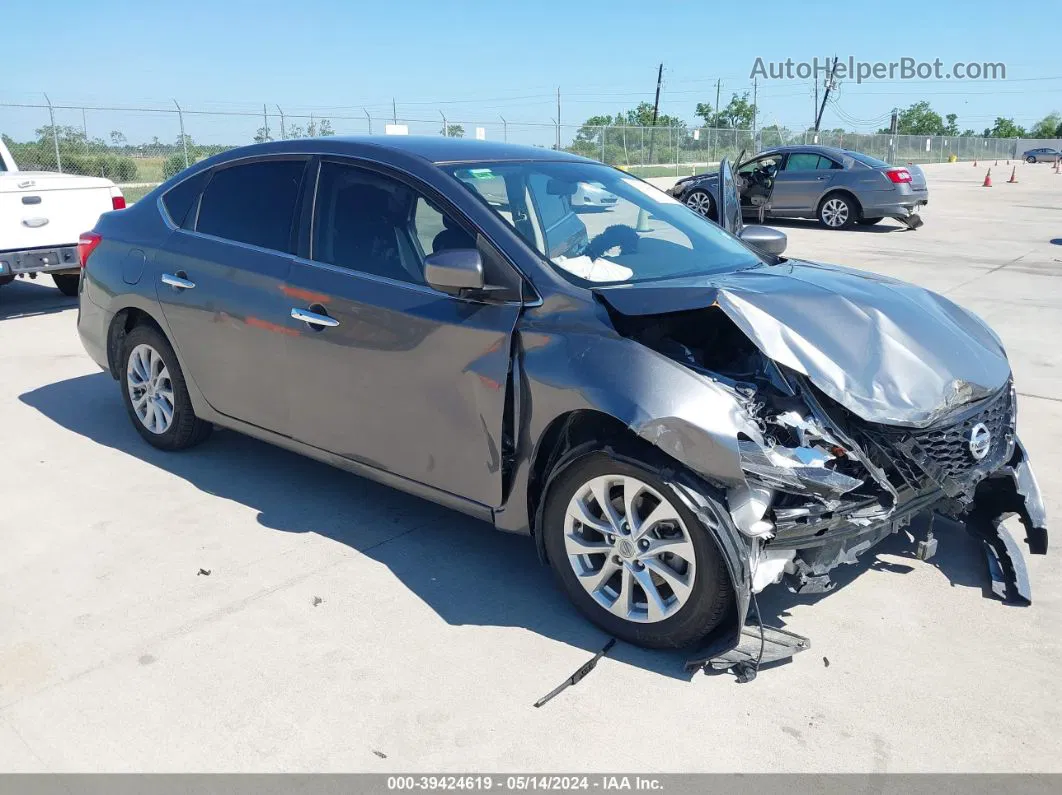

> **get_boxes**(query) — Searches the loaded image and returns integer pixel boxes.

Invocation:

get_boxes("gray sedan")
[1022,147,1061,164]
[669,145,928,229]
[75,137,1044,657]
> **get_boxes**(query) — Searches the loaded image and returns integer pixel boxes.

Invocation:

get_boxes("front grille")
[854,385,1014,497]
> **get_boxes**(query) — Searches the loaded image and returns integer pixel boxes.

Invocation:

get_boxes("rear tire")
[120,325,212,451]
[818,193,857,229]
[53,274,80,296]
[1026,156,1036,164]
[856,216,884,226]
[543,451,733,649]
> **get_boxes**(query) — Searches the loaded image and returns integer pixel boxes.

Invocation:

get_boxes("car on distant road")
[76,137,1045,653]
[668,145,928,230]
[0,136,125,296]
[1021,147,1061,164]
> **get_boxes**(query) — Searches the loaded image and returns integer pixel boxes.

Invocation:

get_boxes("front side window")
[447,161,763,285]
[312,161,475,285]
[196,159,305,251]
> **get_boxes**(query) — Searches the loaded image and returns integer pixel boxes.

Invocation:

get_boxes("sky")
[3,0,1060,147]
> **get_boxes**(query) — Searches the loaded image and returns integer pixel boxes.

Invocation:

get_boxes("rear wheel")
[1026,155,1036,164]
[684,190,714,220]
[543,451,733,649]
[818,194,857,229]
[856,216,884,226]
[53,274,80,296]
[120,325,212,451]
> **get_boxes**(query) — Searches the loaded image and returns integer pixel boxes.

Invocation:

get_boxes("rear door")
[154,156,309,434]
[282,158,522,507]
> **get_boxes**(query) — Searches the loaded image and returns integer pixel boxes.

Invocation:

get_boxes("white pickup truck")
[1,136,126,296]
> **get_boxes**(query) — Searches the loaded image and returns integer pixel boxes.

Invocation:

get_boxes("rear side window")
[161,171,207,228]
[847,151,890,168]
[196,159,306,252]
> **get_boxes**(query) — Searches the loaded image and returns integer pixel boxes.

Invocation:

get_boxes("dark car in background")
[1022,147,1061,164]
[75,137,1044,655]
[669,145,928,230]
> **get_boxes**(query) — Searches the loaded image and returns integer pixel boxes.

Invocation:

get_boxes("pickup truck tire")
[120,325,212,451]
[53,274,80,296]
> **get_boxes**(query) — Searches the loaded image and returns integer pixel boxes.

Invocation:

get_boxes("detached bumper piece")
[685,624,810,683]
[962,440,1047,605]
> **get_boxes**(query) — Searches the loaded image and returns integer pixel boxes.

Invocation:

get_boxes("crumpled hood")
[594,259,1011,427]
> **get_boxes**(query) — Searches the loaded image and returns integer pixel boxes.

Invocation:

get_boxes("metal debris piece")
[823,656,830,668]
[533,638,616,708]
[312,596,323,606]
[197,568,211,576]
[686,624,810,679]
[372,750,387,759]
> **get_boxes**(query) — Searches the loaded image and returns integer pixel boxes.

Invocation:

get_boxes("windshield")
[444,161,762,285]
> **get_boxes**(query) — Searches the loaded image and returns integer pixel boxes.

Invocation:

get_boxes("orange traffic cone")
[1007,166,1018,183]
[982,168,992,187]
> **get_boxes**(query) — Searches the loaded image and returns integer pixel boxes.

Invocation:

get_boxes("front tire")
[543,452,733,649]
[684,190,715,220]
[120,325,212,451]
[1026,156,1036,164]
[53,273,80,296]
[818,194,857,229]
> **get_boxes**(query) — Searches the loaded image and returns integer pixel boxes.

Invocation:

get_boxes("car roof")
[210,135,592,166]
[761,144,853,157]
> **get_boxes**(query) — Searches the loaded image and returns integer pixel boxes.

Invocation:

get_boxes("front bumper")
[0,245,81,277]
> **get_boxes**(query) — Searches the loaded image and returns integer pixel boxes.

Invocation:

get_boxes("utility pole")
[556,87,561,150]
[889,107,899,163]
[392,98,397,125]
[814,81,819,131]
[82,107,88,138]
[814,57,840,134]
[262,104,269,141]
[174,100,188,167]
[276,105,286,140]
[752,76,758,145]
[715,78,721,124]
[646,63,664,164]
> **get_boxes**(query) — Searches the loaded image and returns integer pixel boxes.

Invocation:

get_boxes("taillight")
[112,195,127,210]
[78,232,102,268]
[885,167,912,184]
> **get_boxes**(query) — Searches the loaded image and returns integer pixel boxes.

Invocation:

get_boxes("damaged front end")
[605,299,1048,633]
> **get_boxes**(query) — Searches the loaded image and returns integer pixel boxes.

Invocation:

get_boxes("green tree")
[1030,112,1061,138]
[982,117,1026,138]
[696,93,756,128]
[253,126,273,143]
[110,130,127,147]
[961,129,976,137]
[440,124,465,138]
[318,119,334,136]
[879,101,954,135]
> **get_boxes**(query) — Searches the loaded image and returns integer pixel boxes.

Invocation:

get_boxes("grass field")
[131,156,167,183]
[122,185,156,204]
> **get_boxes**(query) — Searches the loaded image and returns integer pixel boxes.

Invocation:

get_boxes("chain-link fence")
[2,101,1051,202]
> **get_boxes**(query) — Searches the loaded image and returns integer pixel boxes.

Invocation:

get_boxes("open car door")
[717,158,744,236]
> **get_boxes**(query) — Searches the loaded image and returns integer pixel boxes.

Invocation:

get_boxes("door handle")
[161,272,196,290]
[291,307,339,328]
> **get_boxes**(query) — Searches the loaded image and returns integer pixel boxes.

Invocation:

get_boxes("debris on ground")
[197,568,211,576]
[533,638,616,708]
[312,596,323,606]
[372,750,387,759]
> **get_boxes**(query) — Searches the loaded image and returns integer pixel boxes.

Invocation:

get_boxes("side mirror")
[424,249,485,296]
[739,224,788,256]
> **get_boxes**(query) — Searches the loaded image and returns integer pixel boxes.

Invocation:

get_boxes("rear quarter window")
[161,171,208,228]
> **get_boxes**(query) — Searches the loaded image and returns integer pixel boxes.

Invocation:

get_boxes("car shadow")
[0,278,77,321]
[760,217,908,234]
[20,371,994,681]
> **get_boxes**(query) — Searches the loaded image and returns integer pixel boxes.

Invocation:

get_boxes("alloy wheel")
[563,474,696,623]
[685,191,712,217]
[127,343,175,434]
[821,197,850,227]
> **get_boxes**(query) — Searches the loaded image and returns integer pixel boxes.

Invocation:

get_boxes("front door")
[154,157,309,434]
[283,159,522,508]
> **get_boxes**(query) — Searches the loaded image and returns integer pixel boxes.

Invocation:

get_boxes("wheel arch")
[106,306,169,380]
